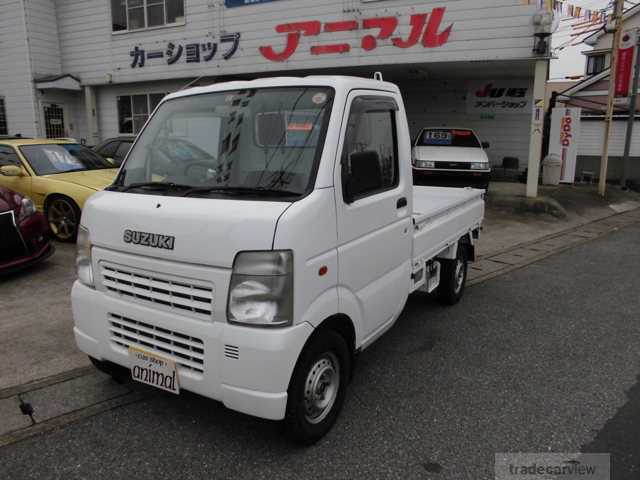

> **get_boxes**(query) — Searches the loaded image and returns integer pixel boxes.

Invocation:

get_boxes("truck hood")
[413,146,488,163]
[82,191,291,268]
[45,169,118,191]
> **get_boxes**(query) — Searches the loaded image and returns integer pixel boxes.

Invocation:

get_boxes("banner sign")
[615,30,637,98]
[549,107,581,184]
[466,81,533,115]
[225,0,280,7]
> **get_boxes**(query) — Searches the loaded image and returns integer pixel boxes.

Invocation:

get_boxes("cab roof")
[165,75,400,102]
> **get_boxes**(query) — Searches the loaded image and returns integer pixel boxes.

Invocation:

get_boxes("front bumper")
[0,212,53,274]
[72,281,314,420]
[413,168,491,189]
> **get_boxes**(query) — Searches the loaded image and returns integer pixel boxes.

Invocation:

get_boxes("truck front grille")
[108,313,205,373]
[100,262,214,319]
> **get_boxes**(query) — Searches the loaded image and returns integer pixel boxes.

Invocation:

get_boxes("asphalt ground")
[1,221,639,479]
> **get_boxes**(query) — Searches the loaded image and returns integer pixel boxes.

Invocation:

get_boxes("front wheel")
[284,330,351,445]
[437,246,468,305]
[46,196,80,242]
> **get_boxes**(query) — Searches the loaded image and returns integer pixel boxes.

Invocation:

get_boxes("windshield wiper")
[119,182,194,193]
[180,186,300,198]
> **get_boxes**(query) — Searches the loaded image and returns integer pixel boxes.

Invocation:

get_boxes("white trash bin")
[542,154,562,185]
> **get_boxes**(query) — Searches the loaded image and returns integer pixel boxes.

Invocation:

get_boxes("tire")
[437,244,468,305]
[284,330,351,445]
[46,195,81,242]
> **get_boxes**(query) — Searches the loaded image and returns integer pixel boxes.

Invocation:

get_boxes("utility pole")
[599,0,625,197]
[621,31,640,189]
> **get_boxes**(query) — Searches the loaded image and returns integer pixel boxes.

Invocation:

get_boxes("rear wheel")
[437,244,468,305]
[46,196,80,242]
[284,330,351,445]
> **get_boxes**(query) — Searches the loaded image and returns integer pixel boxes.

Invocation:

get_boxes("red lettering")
[422,7,453,48]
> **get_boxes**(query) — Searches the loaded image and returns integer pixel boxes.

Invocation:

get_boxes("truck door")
[335,92,413,340]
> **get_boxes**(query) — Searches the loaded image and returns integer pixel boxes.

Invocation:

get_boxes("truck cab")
[72,76,484,444]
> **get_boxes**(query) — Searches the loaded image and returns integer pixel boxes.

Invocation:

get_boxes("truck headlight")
[415,160,435,169]
[76,226,94,288]
[228,251,293,328]
[470,162,489,170]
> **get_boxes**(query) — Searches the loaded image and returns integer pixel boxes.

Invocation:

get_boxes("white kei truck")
[72,76,484,444]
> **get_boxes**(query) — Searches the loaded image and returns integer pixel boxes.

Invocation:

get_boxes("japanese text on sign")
[259,7,453,62]
[467,81,533,115]
[129,33,241,68]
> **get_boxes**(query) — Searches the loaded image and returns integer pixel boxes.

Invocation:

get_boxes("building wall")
[0,0,38,136]
[55,0,540,86]
[579,120,640,157]
[24,0,62,77]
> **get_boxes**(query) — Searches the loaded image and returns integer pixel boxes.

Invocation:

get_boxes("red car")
[0,187,53,274]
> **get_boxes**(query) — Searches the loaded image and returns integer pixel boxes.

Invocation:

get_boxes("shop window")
[586,54,605,76]
[0,98,7,136]
[118,93,167,134]
[111,0,184,32]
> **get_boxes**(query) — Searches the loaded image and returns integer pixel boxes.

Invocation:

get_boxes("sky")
[550,0,614,79]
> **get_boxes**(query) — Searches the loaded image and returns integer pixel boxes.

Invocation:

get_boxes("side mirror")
[482,142,490,149]
[0,165,23,177]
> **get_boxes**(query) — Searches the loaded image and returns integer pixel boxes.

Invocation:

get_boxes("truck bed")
[412,186,485,267]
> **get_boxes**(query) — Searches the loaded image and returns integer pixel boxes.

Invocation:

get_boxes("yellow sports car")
[0,138,118,241]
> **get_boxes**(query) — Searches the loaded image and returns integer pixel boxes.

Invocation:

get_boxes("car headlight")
[76,226,94,288]
[415,160,435,169]
[470,162,489,170]
[18,197,37,222]
[228,251,293,328]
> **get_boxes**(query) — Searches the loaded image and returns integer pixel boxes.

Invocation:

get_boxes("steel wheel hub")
[304,352,340,424]
[454,259,465,293]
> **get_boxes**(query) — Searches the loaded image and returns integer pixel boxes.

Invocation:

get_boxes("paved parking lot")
[0,243,88,390]
[1,216,640,479]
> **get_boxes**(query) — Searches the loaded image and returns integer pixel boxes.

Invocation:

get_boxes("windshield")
[416,129,481,148]
[116,87,335,197]
[20,144,114,175]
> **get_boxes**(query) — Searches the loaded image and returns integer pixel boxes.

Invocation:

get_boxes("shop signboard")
[467,81,533,115]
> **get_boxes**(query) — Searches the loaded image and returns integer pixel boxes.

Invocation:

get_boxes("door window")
[341,97,398,202]
[44,104,65,138]
[0,146,20,166]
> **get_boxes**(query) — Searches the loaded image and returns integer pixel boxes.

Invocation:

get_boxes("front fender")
[335,286,365,348]
[33,178,97,211]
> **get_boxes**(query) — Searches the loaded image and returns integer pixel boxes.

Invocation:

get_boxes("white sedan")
[412,128,491,190]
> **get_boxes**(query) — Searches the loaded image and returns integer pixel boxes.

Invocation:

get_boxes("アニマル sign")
[259,8,453,62]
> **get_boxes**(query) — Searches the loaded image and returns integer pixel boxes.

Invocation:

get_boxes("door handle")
[397,197,408,209]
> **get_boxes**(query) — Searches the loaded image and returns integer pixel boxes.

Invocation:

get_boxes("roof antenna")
[374,72,383,81]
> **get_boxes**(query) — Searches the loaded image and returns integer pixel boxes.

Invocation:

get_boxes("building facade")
[0,0,548,169]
